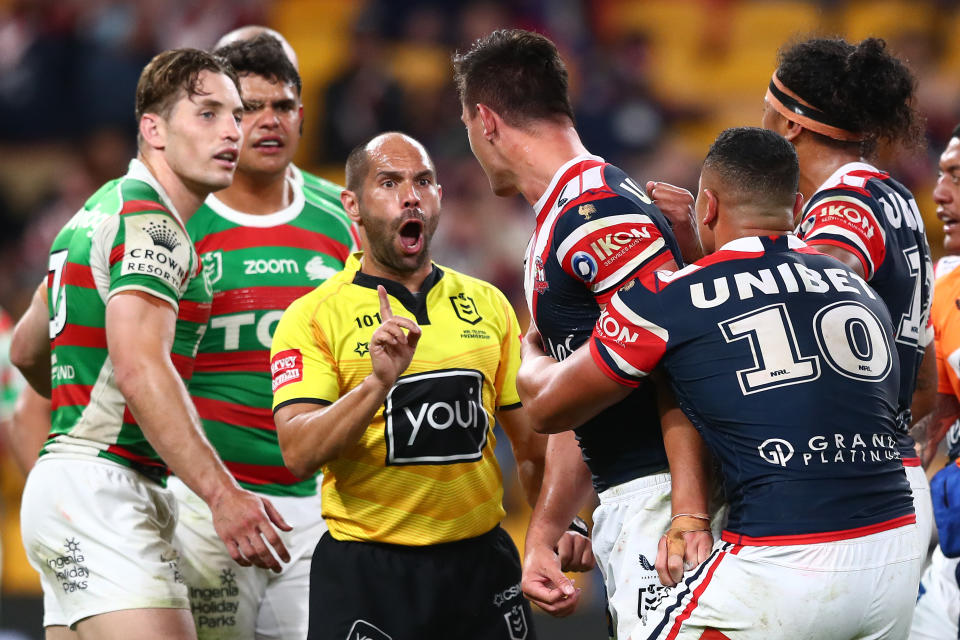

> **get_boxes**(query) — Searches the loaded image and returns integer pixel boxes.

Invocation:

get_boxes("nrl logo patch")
[578,204,596,220]
[450,292,482,325]
[346,620,391,640]
[202,251,223,286]
[503,604,528,640]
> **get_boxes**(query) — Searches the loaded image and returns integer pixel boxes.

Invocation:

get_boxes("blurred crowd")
[2,0,959,319]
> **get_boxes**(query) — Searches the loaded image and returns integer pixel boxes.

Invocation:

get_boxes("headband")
[765,73,863,143]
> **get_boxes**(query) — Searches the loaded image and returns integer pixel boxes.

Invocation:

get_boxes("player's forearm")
[910,342,937,427]
[662,411,712,517]
[277,375,390,477]
[116,351,238,502]
[497,406,547,507]
[10,284,52,397]
[6,386,52,474]
[526,431,595,551]
[912,392,960,468]
[657,378,711,516]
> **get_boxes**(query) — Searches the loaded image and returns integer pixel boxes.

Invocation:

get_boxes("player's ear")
[782,119,803,143]
[476,104,498,139]
[340,189,361,224]
[702,188,718,227]
[792,192,804,224]
[139,113,165,150]
[436,183,443,203]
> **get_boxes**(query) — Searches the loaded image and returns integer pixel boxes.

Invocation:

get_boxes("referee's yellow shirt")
[271,254,522,545]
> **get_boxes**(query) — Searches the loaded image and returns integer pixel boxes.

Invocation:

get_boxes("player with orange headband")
[761,37,935,573]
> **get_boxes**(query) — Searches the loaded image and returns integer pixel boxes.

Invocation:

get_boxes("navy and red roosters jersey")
[797,162,934,465]
[524,155,683,491]
[591,235,915,544]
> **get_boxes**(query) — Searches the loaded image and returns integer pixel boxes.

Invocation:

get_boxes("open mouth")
[253,138,283,150]
[214,150,237,164]
[398,219,424,254]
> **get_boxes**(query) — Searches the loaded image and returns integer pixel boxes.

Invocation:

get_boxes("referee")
[271,132,544,640]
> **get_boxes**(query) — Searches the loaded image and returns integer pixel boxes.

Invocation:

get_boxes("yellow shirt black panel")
[271,254,522,545]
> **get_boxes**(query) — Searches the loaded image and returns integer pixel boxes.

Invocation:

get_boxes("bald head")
[214,26,298,70]
[345,132,436,196]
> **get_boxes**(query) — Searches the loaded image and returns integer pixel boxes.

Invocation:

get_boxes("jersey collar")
[532,153,605,217]
[717,234,808,254]
[814,160,879,194]
[350,252,444,325]
[126,158,184,225]
[204,174,304,228]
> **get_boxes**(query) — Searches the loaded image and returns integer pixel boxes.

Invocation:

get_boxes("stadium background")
[0,0,956,637]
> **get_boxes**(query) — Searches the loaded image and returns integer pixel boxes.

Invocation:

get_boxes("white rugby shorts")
[169,476,327,640]
[592,472,673,640]
[906,464,935,567]
[632,524,921,640]
[20,456,189,628]
[910,545,960,639]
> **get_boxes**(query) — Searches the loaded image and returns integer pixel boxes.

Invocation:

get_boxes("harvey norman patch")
[271,348,303,392]
[121,213,191,291]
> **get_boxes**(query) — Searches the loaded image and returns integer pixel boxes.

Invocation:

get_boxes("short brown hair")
[452,29,575,127]
[135,48,240,123]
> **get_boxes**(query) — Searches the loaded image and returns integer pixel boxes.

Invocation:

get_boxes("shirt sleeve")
[271,295,340,411]
[797,190,886,280]
[589,281,668,387]
[554,194,675,305]
[491,288,522,410]
[101,211,195,310]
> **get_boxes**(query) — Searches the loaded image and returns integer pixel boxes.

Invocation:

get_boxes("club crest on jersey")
[503,604,528,640]
[450,292,482,325]
[571,251,599,283]
[533,257,548,293]
[270,349,303,392]
[384,369,488,465]
[202,251,223,286]
[578,204,596,220]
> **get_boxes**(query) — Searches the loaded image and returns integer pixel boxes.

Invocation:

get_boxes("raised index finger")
[377,285,393,320]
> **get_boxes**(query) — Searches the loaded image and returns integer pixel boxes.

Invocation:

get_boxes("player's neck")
[214,169,292,215]
[138,152,205,221]
[511,125,590,207]
[796,142,862,205]
[360,257,433,293]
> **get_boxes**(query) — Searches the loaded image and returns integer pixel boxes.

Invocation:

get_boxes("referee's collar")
[351,253,444,325]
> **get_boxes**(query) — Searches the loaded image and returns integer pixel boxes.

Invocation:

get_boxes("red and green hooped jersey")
[182,167,356,497]
[42,160,199,480]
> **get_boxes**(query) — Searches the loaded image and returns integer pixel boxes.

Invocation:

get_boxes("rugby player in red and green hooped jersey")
[10,49,293,640]
[169,32,357,640]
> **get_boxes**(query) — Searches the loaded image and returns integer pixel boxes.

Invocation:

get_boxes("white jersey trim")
[532,154,604,215]
[126,159,186,226]
[592,237,666,293]
[204,175,305,228]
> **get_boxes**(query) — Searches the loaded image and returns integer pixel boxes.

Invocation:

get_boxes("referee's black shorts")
[307,525,537,640]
